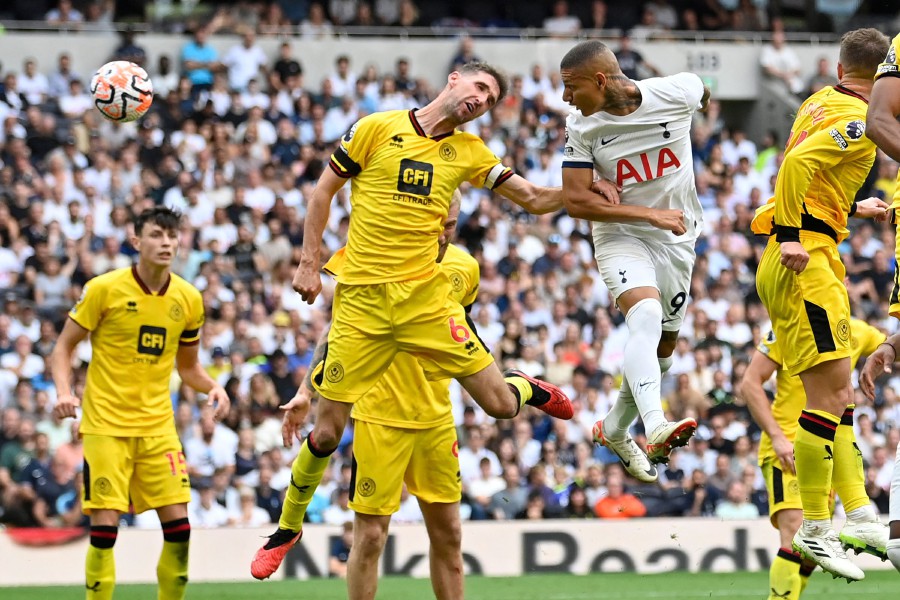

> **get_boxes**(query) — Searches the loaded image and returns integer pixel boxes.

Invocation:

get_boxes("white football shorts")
[594,234,696,332]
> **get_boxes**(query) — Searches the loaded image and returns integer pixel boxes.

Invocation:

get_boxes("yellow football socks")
[504,376,532,407]
[831,404,869,514]
[794,409,839,521]
[279,436,332,531]
[158,518,190,600]
[769,548,803,600]
[85,529,116,600]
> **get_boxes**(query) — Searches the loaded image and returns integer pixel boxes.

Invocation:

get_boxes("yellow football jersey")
[750,86,875,243]
[69,266,205,437]
[323,243,480,428]
[329,109,511,285]
[757,318,885,463]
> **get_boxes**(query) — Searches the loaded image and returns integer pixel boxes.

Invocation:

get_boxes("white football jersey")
[563,73,705,244]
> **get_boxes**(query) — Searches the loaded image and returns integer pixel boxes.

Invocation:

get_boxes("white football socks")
[623,298,666,435]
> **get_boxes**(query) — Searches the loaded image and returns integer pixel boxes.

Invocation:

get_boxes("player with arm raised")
[751,28,890,581]
[276,195,476,599]
[250,61,626,579]
[744,317,887,600]
[862,30,900,576]
[558,40,709,482]
[50,207,229,600]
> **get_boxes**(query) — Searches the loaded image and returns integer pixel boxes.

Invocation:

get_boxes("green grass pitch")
[7,570,900,599]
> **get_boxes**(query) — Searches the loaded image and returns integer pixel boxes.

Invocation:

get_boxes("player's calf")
[159,518,191,599]
[86,525,118,600]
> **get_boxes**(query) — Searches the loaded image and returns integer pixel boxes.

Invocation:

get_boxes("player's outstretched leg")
[503,369,573,420]
[251,433,334,579]
[834,405,888,560]
[616,297,696,462]
[252,398,351,579]
[592,379,657,482]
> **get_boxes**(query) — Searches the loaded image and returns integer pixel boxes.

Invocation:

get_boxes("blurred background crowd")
[1,1,900,532]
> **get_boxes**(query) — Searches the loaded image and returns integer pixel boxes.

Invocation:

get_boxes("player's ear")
[836,62,844,80]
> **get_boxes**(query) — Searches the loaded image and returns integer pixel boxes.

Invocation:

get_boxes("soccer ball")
[90,60,153,123]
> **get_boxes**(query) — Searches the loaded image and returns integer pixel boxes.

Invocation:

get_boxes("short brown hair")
[839,28,890,78]
[458,61,508,105]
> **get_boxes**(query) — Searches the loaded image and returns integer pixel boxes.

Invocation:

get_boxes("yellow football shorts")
[891,225,900,319]
[349,420,461,515]
[756,233,851,376]
[82,433,191,514]
[761,456,802,528]
[312,270,494,403]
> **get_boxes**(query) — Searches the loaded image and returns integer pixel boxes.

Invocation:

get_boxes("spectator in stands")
[396,0,420,27]
[759,27,804,96]
[806,56,838,96]
[191,478,232,528]
[594,473,647,518]
[714,480,760,519]
[543,0,581,37]
[563,485,595,518]
[182,27,222,94]
[449,35,480,72]
[112,26,147,67]
[615,33,661,80]
[300,2,335,39]
[18,60,48,108]
[329,521,354,577]
[223,30,269,92]
[45,0,83,25]
[234,485,271,527]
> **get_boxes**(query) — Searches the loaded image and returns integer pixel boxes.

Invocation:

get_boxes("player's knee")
[354,522,388,557]
[161,518,191,544]
[432,520,462,551]
[90,525,118,549]
[625,299,663,335]
[308,428,341,455]
[887,539,900,573]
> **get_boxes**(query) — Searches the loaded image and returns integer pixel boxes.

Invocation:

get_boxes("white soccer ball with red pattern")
[90,60,154,123]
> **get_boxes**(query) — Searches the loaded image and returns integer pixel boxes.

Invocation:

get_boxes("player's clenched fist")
[649,209,686,235]
[292,261,322,305]
[54,393,80,419]
[779,241,809,273]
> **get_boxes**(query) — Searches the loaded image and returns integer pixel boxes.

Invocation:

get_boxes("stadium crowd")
[0,23,899,532]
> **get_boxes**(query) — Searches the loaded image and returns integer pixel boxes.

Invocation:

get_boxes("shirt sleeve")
[671,72,705,111]
[68,280,106,331]
[180,289,205,346]
[329,114,378,178]
[463,137,513,190]
[858,323,887,357]
[875,34,900,80]
[757,330,784,366]
[562,115,594,169]
[460,258,481,307]
[773,117,871,237]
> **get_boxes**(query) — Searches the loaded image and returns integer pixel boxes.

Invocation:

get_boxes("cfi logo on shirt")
[887,45,897,66]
